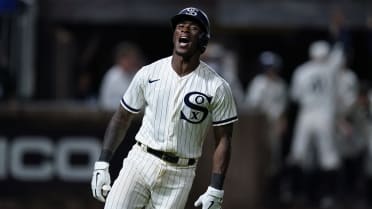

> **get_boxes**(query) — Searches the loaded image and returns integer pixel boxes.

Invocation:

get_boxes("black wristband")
[210,173,225,190]
[98,149,114,162]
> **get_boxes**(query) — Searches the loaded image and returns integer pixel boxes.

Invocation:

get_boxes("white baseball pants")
[104,144,196,209]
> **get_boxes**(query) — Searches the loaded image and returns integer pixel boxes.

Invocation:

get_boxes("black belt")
[137,142,196,166]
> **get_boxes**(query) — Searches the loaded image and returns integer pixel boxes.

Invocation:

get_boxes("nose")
[180,24,191,33]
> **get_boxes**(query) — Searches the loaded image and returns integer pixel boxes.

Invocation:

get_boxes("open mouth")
[179,36,190,47]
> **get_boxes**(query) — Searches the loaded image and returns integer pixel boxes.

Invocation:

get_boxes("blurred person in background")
[333,53,363,205]
[98,41,144,111]
[287,40,344,208]
[336,80,370,207]
[245,52,288,171]
[244,51,289,206]
[201,41,245,107]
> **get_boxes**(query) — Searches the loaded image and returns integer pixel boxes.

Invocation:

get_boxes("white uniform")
[289,45,343,170]
[105,56,238,209]
[245,74,287,174]
[98,65,134,111]
[245,75,287,122]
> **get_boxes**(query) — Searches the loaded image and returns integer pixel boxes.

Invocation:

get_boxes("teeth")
[179,37,189,43]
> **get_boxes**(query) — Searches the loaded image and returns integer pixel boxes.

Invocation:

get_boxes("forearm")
[211,137,231,189]
[211,124,233,189]
[99,107,134,162]
[212,137,231,175]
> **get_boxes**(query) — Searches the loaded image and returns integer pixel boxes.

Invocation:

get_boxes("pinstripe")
[156,65,167,143]
[149,163,195,209]
[113,56,237,208]
[124,57,237,158]
[105,146,150,209]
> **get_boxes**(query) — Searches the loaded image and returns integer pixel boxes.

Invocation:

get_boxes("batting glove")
[91,161,111,202]
[194,186,224,209]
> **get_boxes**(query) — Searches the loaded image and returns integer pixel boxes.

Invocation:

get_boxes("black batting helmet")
[259,51,282,71]
[171,7,211,52]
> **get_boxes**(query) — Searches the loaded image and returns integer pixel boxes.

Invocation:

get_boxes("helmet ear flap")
[198,32,210,53]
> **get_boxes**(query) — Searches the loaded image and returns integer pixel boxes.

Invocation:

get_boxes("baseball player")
[98,42,144,111]
[91,7,238,209]
[288,40,344,206]
[335,60,360,159]
[289,40,343,169]
[245,51,288,176]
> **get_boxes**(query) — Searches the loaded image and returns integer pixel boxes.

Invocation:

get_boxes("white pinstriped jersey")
[290,45,344,114]
[121,56,238,158]
[245,75,288,122]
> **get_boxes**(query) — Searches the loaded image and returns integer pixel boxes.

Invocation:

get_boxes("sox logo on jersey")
[181,91,212,124]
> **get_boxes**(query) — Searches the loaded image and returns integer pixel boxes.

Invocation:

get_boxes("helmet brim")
[171,14,208,34]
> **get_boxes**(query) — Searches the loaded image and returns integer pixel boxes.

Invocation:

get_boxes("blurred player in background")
[91,7,238,209]
[244,51,288,205]
[336,80,370,207]
[288,40,344,208]
[98,42,144,111]
[245,51,288,176]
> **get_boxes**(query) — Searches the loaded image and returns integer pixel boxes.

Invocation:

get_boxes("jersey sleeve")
[211,81,239,126]
[121,68,146,113]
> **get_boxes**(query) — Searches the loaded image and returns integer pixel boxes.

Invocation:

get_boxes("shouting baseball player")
[91,7,238,209]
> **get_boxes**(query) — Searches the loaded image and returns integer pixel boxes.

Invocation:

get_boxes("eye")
[190,25,200,31]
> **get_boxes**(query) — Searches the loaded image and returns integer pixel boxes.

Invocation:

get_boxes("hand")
[194,186,224,209]
[91,161,111,202]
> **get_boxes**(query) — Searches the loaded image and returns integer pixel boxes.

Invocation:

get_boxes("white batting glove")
[91,161,111,202]
[194,186,224,209]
